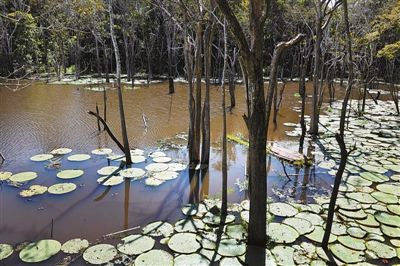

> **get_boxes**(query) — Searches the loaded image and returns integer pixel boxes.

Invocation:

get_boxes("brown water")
[0,80,356,265]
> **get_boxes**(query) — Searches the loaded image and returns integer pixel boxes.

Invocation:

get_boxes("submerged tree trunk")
[193,22,203,166]
[109,0,132,165]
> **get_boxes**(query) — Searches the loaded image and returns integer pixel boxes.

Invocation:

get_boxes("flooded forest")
[0,0,400,265]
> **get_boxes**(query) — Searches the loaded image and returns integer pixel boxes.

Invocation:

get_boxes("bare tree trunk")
[221,19,228,217]
[123,31,131,82]
[95,37,102,77]
[109,0,132,165]
[103,44,110,83]
[193,22,203,166]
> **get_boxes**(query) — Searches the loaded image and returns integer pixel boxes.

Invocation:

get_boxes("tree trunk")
[221,19,228,217]
[95,37,102,77]
[123,31,131,82]
[193,22,203,166]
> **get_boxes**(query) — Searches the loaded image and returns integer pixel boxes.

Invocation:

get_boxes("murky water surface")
[0,80,387,265]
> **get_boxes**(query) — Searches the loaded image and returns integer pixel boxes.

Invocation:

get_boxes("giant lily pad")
[202,213,235,225]
[295,212,324,226]
[57,169,84,179]
[117,234,155,255]
[174,219,205,233]
[145,177,165,186]
[91,148,112,155]
[135,250,173,266]
[375,212,400,227]
[19,185,47,198]
[0,244,13,261]
[329,243,365,263]
[19,239,61,263]
[347,227,367,238]
[269,202,298,217]
[97,166,119,176]
[376,184,400,196]
[357,214,380,227]
[131,149,145,156]
[338,235,366,251]
[30,154,54,162]
[98,175,124,186]
[283,217,314,235]
[388,205,400,215]
[120,168,146,179]
[142,221,174,237]
[174,254,210,266]
[145,163,169,172]
[381,224,400,238]
[268,223,299,243]
[61,238,89,254]
[371,191,398,204]
[361,164,388,174]
[0,172,12,181]
[168,163,187,172]
[131,155,146,163]
[360,172,389,183]
[305,226,337,243]
[168,233,200,254]
[153,156,172,163]
[338,208,367,219]
[50,148,72,155]
[344,176,372,187]
[225,224,247,240]
[272,246,295,265]
[216,239,246,257]
[346,192,377,204]
[9,172,37,183]
[219,257,242,266]
[83,244,117,265]
[383,164,400,173]
[67,154,91,162]
[149,151,166,158]
[153,171,179,181]
[48,183,77,194]
[366,240,396,259]
[181,204,207,217]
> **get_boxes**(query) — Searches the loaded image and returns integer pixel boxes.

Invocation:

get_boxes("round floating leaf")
[131,155,146,164]
[67,154,91,162]
[83,244,117,265]
[168,233,200,254]
[135,250,173,266]
[381,224,400,238]
[30,154,54,162]
[174,254,210,266]
[19,239,61,263]
[0,244,13,261]
[327,222,347,236]
[391,174,400,181]
[120,168,145,179]
[360,164,388,174]
[344,176,372,187]
[91,148,112,155]
[153,171,179,181]
[61,238,89,254]
[57,169,84,179]
[360,172,389,183]
[329,243,365,263]
[168,163,187,172]
[388,205,400,215]
[149,151,166,158]
[117,234,155,255]
[338,235,366,251]
[50,148,72,155]
[145,177,165,186]
[0,172,12,181]
[145,163,169,172]
[216,238,246,257]
[181,204,207,217]
[272,246,295,265]
[305,226,337,243]
[295,212,324,226]
[241,200,250,211]
[357,214,380,227]
[130,149,145,156]
[98,175,124,186]
[19,185,47,198]
[338,208,367,219]
[174,219,204,233]
[371,191,398,204]
[142,221,174,237]
[202,213,235,225]
[97,166,119,176]
[336,198,362,210]
[10,172,38,183]
[366,240,396,259]
[269,202,298,217]
[48,183,77,194]
[346,192,377,204]
[219,257,241,266]
[225,224,247,240]
[153,156,172,163]
[375,212,400,227]
[383,164,400,173]
[376,184,400,196]
[283,217,314,235]
[347,227,367,238]
[268,223,299,243]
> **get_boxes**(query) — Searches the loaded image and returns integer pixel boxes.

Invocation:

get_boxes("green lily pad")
[145,177,165,186]
[376,184,400,196]
[391,174,400,181]
[174,219,204,233]
[168,163,187,172]
[91,148,112,155]
[199,248,221,262]
[295,212,324,226]
[181,204,207,217]
[135,249,173,266]
[338,208,367,219]
[388,205,400,215]
[0,172,12,181]
[117,234,155,255]
[97,166,119,176]
[381,224,400,237]
[371,191,398,204]
[344,176,372,187]
[327,222,347,236]
[366,240,396,259]
[98,175,124,186]
[357,214,380,227]
[225,224,247,240]
[131,155,146,163]
[19,239,61,263]
[361,164,388,174]
[0,244,13,261]
[347,227,367,238]
[329,243,365,263]
[360,172,389,183]
[272,246,295,265]
[57,169,84,179]
[153,171,179,181]
[202,213,235,225]
[142,221,174,237]
[83,244,117,265]
[61,238,89,254]
[153,156,172,163]
[219,257,242,266]
[67,154,91,162]
[305,226,337,243]
[383,164,400,173]
[375,212,400,227]
[50,148,72,155]
[283,217,314,235]
[145,163,169,172]
[120,168,146,179]
[174,254,210,266]
[336,198,362,210]
[149,151,166,158]
[346,192,377,204]
[216,238,246,257]
[30,154,54,162]
[338,235,366,251]
[9,172,38,183]
[19,185,47,197]
[269,202,298,217]
[48,183,77,194]
[168,233,200,254]
[268,223,299,243]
